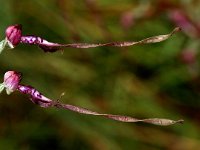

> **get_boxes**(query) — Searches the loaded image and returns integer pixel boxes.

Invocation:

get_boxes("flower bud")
[5,24,22,48]
[3,71,22,94]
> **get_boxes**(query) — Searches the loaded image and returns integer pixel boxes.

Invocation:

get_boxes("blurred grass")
[1,0,200,150]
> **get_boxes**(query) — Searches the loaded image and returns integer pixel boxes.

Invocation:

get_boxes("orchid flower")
[0,24,181,54]
[0,71,183,126]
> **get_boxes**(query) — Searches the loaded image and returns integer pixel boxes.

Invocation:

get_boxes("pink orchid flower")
[0,24,180,53]
[0,71,183,126]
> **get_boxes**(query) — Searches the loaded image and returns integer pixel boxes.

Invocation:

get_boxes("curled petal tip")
[177,119,184,124]
[173,27,182,33]
[176,27,181,31]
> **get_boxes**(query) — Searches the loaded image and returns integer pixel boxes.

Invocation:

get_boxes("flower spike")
[0,24,181,53]
[0,71,184,126]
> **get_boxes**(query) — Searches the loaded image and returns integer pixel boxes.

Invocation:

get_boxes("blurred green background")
[0,0,200,149]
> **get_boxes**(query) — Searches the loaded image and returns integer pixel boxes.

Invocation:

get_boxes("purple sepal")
[38,45,61,52]
[17,85,52,108]
[20,35,61,52]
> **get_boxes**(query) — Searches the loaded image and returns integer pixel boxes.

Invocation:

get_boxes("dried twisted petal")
[53,102,183,126]
[20,27,181,52]
[16,83,184,126]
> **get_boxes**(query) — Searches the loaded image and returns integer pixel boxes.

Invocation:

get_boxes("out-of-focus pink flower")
[169,10,200,38]
[180,49,196,64]
[120,11,134,29]
[5,24,22,47]
[3,71,22,94]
